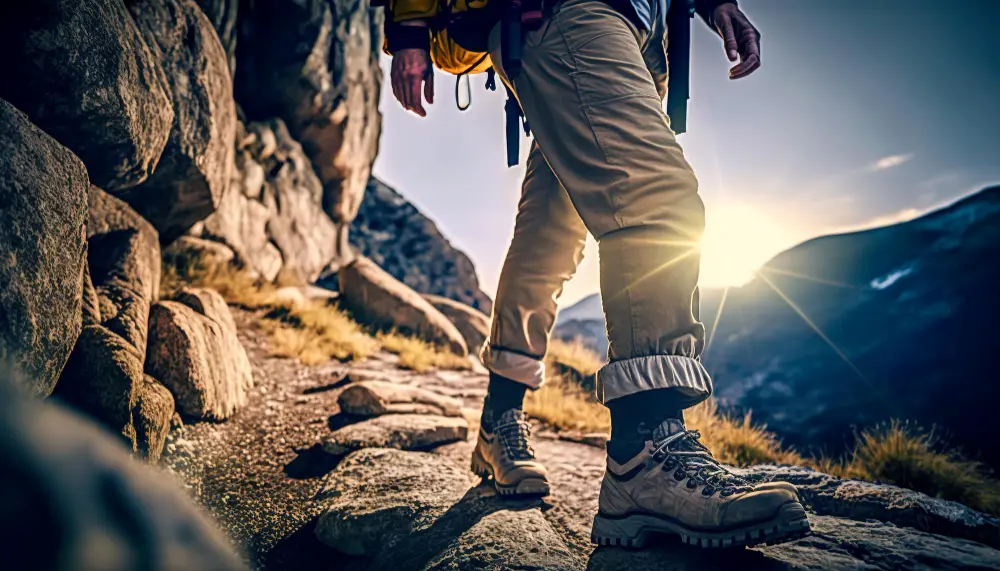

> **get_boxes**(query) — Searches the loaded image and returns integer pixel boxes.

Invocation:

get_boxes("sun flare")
[698,202,795,288]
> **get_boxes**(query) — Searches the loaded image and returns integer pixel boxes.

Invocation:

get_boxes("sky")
[372,0,1000,308]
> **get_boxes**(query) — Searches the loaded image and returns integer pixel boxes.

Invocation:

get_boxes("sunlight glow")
[698,203,797,288]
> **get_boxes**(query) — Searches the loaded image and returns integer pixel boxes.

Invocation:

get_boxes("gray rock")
[133,374,176,462]
[234,0,382,247]
[338,256,469,356]
[201,120,338,282]
[415,508,580,571]
[0,99,88,397]
[338,380,464,418]
[423,294,490,355]
[0,383,245,570]
[585,515,1000,571]
[0,0,173,191]
[315,448,577,570]
[122,0,237,242]
[146,288,253,420]
[163,235,237,267]
[322,414,468,456]
[315,448,472,556]
[55,187,169,460]
[744,465,1000,550]
[349,178,493,314]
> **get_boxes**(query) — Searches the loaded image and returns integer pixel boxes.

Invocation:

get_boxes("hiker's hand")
[391,48,434,117]
[713,3,761,80]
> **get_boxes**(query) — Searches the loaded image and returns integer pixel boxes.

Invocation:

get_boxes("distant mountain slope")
[556,186,1000,465]
[346,178,492,312]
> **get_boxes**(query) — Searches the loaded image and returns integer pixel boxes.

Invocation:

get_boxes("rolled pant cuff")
[596,355,713,406]
[480,345,546,389]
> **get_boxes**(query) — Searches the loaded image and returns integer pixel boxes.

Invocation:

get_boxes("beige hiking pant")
[480,0,712,406]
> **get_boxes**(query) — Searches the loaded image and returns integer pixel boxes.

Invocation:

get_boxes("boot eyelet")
[673,469,685,481]
[701,486,716,496]
[686,479,699,489]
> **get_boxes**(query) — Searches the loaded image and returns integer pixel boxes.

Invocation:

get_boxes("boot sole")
[591,501,811,549]
[471,447,550,497]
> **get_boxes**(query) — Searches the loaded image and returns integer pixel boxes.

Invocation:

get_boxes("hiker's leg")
[490,0,710,410]
[481,141,589,391]
[472,141,586,498]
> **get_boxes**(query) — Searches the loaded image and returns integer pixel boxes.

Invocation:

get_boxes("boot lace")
[649,429,755,497]
[495,413,536,461]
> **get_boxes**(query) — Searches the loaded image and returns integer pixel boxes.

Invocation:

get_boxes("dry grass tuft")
[161,251,279,308]
[526,375,610,433]
[830,422,1000,515]
[685,400,805,467]
[546,338,603,381]
[377,332,472,372]
[260,303,379,365]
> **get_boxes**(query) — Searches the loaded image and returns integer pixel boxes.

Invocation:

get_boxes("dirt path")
[162,307,600,569]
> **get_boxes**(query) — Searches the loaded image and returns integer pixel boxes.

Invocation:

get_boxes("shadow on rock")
[260,518,367,571]
[284,444,343,479]
[370,483,544,571]
[587,540,787,571]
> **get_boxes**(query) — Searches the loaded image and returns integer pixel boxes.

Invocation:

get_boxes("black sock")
[606,390,685,464]
[481,371,527,430]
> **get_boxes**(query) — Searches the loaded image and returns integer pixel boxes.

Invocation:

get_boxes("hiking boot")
[471,409,550,497]
[592,419,811,549]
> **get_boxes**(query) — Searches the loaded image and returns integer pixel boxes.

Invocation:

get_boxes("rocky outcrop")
[423,294,490,354]
[339,256,469,356]
[338,381,464,418]
[122,0,237,242]
[234,0,383,257]
[349,178,493,313]
[55,187,172,460]
[197,120,338,282]
[322,414,468,456]
[0,384,245,570]
[0,0,173,191]
[146,288,252,420]
[315,448,579,569]
[0,100,88,397]
[745,465,1000,550]
[164,235,237,268]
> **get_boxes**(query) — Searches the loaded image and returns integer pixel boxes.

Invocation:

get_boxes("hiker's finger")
[716,12,739,62]
[424,69,434,105]
[729,53,760,79]
[407,75,427,117]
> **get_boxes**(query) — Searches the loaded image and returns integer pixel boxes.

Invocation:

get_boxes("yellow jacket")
[384,0,493,75]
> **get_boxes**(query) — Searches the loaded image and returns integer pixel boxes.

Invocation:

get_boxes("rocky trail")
[163,307,1000,571]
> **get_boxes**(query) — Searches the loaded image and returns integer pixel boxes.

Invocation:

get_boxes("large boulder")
[197,120,339,282]
[348,178,493,313]
[315,448,577,569]
[0,384,245,570]
[234,0,383,257]
[193,0,239,76]
[121,0,237,242]
[338,257,469,356]
[0,100,88,397]
[55,187,172,460]
[146,288,252,420]
[0,0,173,191]
[423,294,490,353]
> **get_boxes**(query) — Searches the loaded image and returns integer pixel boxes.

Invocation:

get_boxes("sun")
[698,202,795,288]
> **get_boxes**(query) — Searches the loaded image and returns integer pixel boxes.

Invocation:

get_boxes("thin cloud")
[839,207,925,233]
[869,153,914,172]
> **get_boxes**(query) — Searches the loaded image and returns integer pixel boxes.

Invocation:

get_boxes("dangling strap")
[504,86,522,167]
